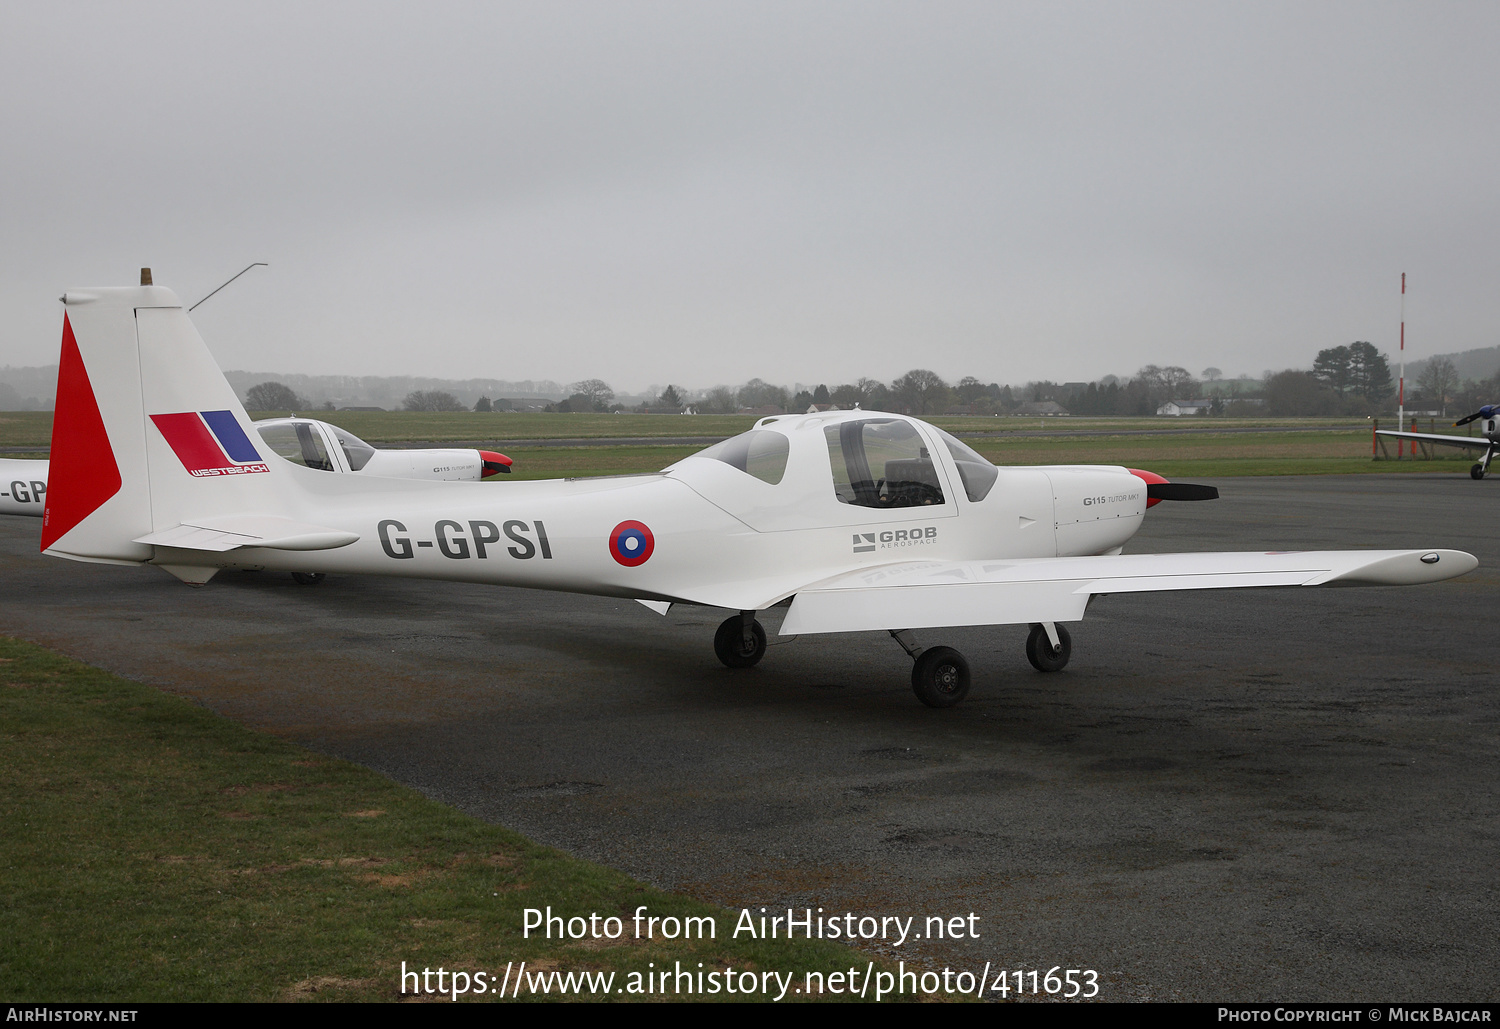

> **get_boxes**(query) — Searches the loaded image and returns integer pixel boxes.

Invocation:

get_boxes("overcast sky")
[2,1,1497,393]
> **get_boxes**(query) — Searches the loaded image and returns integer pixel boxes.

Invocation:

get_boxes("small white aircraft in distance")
[0,420,513,517]
[41,281,1478,707]
[0,459,49,517]
[8,418,512,584]
[1376,406,1500,479]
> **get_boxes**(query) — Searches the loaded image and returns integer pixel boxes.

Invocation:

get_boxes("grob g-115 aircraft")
[42,282,1477,707]
[0,423,512,518]
[1376,406,1500,479]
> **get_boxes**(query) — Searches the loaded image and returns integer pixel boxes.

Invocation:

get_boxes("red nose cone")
[1129,468,1167,508]
[480,450,513,477]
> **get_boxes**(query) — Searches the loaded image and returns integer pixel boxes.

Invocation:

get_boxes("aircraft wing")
[779,549,1476,635]
[1375,429,1493,451]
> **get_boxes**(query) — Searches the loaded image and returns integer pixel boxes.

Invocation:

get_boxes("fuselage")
[152,411,1152,610]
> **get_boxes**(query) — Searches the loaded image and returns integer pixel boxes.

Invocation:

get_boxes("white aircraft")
[0,420,511,517]
[1376,406,1499,479]
[0,459,49,517]
[41,283,1477,706]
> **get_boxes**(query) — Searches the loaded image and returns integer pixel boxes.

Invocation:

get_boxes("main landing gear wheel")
[1025,622,1072,672]
[714,615,767,668]
[291,572,326,586]
[1472,463,1486,480]
[911,647,970,708]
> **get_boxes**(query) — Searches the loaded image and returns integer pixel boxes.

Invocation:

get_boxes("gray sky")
[3,1,1497,393]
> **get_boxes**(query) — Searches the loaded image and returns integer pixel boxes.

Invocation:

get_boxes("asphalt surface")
[2,473,1496,1002]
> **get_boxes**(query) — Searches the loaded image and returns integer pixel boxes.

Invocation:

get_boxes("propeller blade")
[1146,482,1219,502]
[1455,405,1496,427]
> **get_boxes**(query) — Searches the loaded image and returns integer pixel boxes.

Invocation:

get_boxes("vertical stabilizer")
[43,289,162,562]
[43,285,303,565]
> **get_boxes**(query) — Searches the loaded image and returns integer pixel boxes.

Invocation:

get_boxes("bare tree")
[1159,366,1198,402]
[403,390,466,412]
[736,378,788,411]
[890,369,949,415]
[1416,357,1460,416]
[245,381,306,411]
[701,386,737,413]
[570,378,615,408]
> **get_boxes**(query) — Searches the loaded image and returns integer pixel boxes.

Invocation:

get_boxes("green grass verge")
[0,412,54,449]
[0,638,885,1003]
[491,442,1474,482]
[5,410,1481,480]
[261,411,762,443]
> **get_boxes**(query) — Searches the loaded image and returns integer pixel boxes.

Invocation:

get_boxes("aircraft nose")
[480,450,513,477]
[1129,468,1169,508]
[1130,467,1219,505]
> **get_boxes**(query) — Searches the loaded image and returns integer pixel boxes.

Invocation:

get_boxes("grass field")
[0,637,890,1003]
[1,410,1483,479]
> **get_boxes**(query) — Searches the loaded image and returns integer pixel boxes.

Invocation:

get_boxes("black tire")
[291,572,326,586]
[1471,464,1486,480]
[911,646,970,708]
[714,615,766,668]
[1025,622,1072,672]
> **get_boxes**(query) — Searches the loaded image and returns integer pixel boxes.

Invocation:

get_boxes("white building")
[1156,399,1215,416]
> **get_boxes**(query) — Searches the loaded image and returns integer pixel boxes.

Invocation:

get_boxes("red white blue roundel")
[609,520,654,566]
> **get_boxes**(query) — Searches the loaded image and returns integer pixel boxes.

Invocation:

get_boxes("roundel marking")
[609,520,655,567]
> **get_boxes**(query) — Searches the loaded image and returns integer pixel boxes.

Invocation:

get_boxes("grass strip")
[492,443,1473,482]
[5,410,1481,479]
[0,637,882,1003]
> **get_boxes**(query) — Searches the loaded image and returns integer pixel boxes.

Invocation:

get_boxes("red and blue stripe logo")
[151,410,270,477]
[608,520,654,567]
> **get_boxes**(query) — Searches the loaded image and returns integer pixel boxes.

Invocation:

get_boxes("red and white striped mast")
[1398,272,1406,433]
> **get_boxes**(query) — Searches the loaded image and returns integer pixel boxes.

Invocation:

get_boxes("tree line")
[242,338,1495,419]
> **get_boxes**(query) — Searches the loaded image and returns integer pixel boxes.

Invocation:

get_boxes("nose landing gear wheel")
[714,615,767,668]
[1025,622,1072,672]
[911,646,970,708]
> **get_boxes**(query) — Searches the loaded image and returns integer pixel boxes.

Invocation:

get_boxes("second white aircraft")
[0,417,511,517]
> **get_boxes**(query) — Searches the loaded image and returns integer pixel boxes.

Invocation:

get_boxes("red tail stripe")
[150,412,237,472]
[41,314,123,551]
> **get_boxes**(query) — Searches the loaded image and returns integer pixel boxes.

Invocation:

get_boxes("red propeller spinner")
[480,450,513,477]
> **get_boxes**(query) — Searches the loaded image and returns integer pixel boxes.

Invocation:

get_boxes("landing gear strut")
[890,629,971,707]
[1025,622,1072,672]
[714,612,766,668]
[1473,447,1495,480]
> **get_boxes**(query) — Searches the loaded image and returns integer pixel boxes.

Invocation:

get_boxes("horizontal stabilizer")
[135,514,359,553]
[781,549,1477,635]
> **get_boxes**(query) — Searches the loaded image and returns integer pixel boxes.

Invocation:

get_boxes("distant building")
[1017,401,1070,416]
[1156,399,1215,416]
